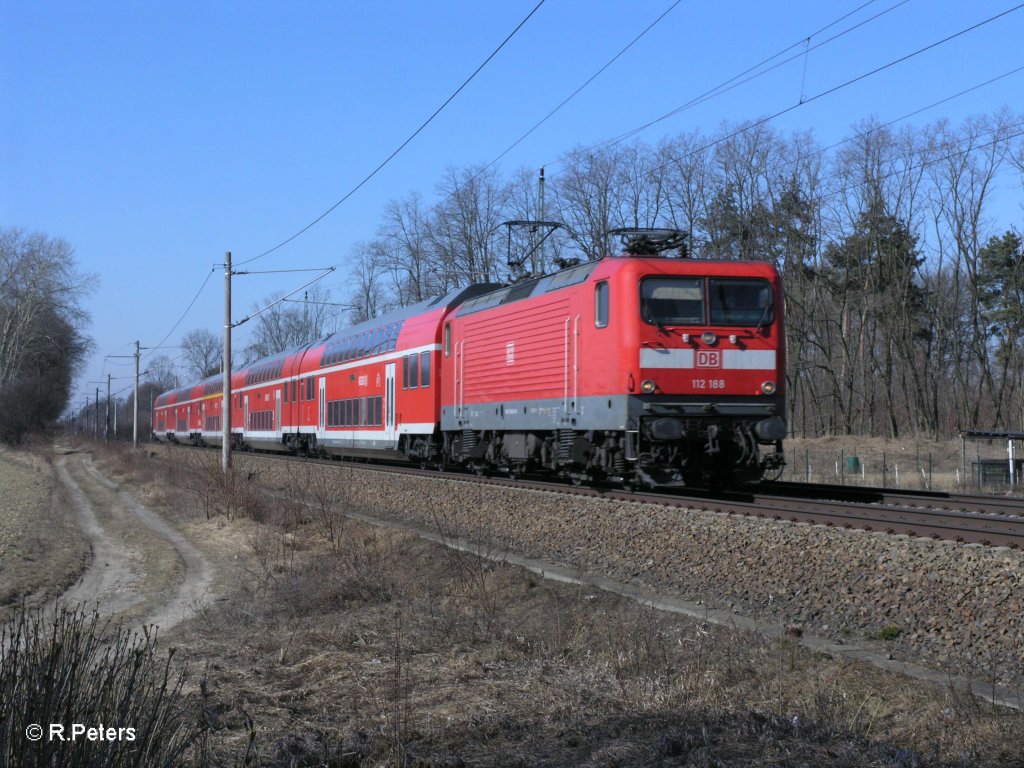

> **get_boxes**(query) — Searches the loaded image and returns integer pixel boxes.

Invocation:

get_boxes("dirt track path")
[55,449,214,633]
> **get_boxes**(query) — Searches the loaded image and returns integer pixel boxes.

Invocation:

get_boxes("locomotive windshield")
[640,277,773,326]
[709,278,774,326]
[640,277,703,324]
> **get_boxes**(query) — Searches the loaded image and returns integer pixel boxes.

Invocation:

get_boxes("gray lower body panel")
[442,394,784,433]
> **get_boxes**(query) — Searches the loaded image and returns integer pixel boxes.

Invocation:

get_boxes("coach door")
[384,362,397,446]
[275,388,281,437]
[318,377,326,435]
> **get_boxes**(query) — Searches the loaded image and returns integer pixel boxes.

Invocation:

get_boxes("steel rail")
[765,480,1024,516]
[157,444,1024,549]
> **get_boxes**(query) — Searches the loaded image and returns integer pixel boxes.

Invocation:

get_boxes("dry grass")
[0,442,89,614]
[65,443,1024,765]
[181,531,1024,766]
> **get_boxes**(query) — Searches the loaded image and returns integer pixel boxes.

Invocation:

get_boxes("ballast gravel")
[246,458,1024,688]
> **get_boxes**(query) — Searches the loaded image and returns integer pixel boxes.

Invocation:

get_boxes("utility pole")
[87,383,105,439]
[535,167,545,274]
[133,341,141,449]
[223,251,232,474]
[105,374,111,441]
[218,256,332,475]
[106,347,145,448]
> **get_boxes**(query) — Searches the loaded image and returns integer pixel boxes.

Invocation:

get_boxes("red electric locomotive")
[154,229,786,487]
[437,230,786,486]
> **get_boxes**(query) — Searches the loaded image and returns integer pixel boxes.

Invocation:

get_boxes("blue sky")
[2,0,1022,407]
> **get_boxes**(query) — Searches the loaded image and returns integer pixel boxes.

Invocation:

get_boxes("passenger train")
[154,230,787,487]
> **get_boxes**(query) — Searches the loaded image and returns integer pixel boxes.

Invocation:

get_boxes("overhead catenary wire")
[390,0,916,252]
[108,1,548,387]
[235,0,547,268]
[136,0,893,360]
[142,267,217,366]
[585,0,912,154]
[553,2,1024,220]
[220,1,1024,349]
[113,2,1022,394]
[481,0,686,172]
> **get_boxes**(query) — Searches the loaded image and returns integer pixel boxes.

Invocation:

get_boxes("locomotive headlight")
[640,379,657,394]
[761,380,777,395]
[701,331,717,345]
[681,333,691,343]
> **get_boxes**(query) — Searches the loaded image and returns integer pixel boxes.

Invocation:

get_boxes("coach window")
[595,281,609,328]
[420,351,431,387]
[408,353,419,389]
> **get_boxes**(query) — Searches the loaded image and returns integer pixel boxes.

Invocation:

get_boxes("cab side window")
[595,281,609,328]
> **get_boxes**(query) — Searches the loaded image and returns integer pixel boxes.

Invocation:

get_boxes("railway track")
[645,484,1024,549]
[763,480,1024,516]
[161,443,1024,549]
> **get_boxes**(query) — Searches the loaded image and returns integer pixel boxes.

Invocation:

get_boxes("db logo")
[696,350,721,368]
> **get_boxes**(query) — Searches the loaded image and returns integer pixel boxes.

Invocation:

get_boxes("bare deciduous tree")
[0,227,93,443]
[241,284,337,362]
[181,328,222,381]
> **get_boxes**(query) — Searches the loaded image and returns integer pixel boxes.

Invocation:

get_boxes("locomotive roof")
[454,255,778,318]
[456,260,600,317]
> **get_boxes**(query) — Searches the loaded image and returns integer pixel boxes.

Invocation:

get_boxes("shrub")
[0,604,208,767]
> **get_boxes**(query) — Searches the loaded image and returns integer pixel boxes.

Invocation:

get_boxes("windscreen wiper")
[754,300,774,334]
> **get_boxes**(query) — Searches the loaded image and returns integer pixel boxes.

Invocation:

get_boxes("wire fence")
[777,441,1024,495]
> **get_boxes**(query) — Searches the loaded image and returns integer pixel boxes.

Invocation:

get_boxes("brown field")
[3,438,1024,766]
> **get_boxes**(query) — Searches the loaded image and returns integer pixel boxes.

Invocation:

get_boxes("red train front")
[439,230,786,487]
